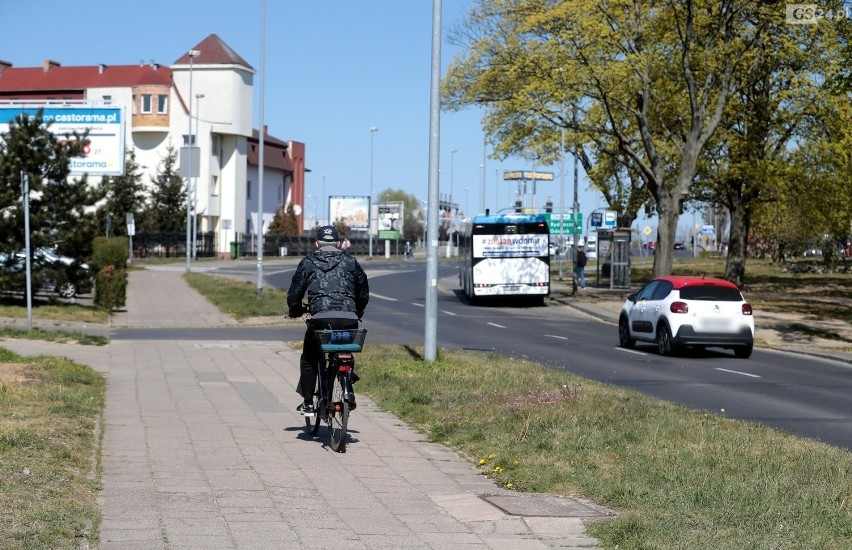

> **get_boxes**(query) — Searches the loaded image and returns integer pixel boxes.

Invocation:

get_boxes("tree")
[267,203,300,236]
[0,109,99,259]
[443,0,774,276]
[694,8,849,285]
[97,149,146,237]
[144,143,185,232]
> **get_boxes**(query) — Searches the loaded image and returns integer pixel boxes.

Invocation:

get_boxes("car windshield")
[679,285,743,301]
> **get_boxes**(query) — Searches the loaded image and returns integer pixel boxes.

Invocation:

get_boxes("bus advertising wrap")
[473,234,549,258]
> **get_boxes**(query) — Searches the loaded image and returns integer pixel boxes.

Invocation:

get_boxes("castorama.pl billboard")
[0,104,126,176]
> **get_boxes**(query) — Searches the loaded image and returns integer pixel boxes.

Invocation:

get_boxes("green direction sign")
[544,213,583,235]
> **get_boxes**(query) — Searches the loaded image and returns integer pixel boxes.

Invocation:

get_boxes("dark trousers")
[296,317,359,401]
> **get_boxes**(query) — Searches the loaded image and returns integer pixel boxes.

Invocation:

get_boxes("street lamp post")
[450,148,457,255]
[192,93,204,260]
[369,127,378,258]
[185,49,200,273]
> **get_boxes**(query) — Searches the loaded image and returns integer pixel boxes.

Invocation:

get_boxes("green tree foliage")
[144,143,185,232]
[377,188,425,241]
[0,109,101,264]
[267,203,300,236]
[694,6,850,285]
[443,0,777,276]
[97,149,146,237]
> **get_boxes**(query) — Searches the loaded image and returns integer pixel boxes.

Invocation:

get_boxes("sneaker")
[297,401,315,415]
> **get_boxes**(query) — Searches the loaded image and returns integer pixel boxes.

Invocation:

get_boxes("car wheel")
[734,344,753,359]
[656,323,674,356]
[618,317,636,348]
[58,282,77,298]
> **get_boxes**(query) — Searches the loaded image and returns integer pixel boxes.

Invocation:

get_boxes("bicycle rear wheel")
[328,375,349,452]
[305,377,321,436]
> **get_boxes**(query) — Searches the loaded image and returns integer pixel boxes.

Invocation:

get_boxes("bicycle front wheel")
[328,375,349,452]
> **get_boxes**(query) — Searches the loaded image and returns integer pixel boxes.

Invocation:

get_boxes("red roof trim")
[654,275,739,290]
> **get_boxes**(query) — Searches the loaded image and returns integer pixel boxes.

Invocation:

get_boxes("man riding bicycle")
[287,226,369,415]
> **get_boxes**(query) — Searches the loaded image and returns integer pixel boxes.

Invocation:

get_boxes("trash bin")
[230,242,242,259]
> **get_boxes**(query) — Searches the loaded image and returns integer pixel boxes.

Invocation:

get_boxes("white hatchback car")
[618,275,755,358]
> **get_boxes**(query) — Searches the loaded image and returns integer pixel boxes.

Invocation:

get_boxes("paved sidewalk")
[1,269,608,549]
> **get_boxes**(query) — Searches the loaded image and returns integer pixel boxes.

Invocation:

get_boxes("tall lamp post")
[192,93,205,260]
[449,148,457,255]
[369,127,378,258]
[185,49,200,273]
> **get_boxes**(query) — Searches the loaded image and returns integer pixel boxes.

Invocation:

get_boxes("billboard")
[0,104,126,176]
[377,201,404,239]
[329,196,370,229]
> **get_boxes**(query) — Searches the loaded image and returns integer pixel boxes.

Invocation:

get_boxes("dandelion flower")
[487,453,495,460]
[479,458,486,465]
[506,482,513,489]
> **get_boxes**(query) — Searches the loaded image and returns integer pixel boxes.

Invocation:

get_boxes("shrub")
[91,237,129,310]
[94,264,127,310]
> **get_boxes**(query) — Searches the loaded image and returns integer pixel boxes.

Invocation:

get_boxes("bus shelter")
[596,229,632,289]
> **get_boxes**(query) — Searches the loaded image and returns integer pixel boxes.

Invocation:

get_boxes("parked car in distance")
[549,243,559,257]
[0,247,93,298]
[673,241,686,250]
[618,275,754,358]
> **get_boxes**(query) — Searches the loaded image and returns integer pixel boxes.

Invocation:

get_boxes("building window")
[141,94,152,114]
[183,134,195,147]
[278,184,283,203]
[157,94,168,113]
[102,94,112,103]
[211,175,219,196]
[131,95,137,114]
[247,180,252,200]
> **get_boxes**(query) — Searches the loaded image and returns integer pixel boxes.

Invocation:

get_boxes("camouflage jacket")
[287,246,369,317]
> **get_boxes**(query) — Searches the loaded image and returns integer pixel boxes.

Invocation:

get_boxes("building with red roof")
[0,34,306,256]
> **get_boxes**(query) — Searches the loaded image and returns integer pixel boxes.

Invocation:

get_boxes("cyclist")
[287,226,369,415]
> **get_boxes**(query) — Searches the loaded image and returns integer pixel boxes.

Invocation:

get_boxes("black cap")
[317,226,339,243]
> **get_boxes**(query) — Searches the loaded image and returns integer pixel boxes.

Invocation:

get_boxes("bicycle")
[304,325,368,453]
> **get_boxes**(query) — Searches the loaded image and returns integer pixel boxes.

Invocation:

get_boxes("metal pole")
[495,168,498,210]
[22,172,32,331]
[369,127,378,258]
[572,103,579,293]
[256,0,266,298]
[192,93,204,260]
[425,0,442,362]
[185,49,199,273]
[450,148,456,255]
[559,121,565,280]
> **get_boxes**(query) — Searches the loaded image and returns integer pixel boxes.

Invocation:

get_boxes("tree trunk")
[725,192,749,287]
[653,193,679,277]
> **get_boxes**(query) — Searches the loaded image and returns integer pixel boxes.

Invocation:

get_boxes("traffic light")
[514,200,522,213]
[544,200,553,213]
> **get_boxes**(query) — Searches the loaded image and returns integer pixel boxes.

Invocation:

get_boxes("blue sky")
[2,0,630,237]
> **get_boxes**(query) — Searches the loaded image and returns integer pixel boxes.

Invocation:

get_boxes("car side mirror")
[627,293,637,303]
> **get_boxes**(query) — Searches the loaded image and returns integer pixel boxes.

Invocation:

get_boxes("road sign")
[545,213,583,235]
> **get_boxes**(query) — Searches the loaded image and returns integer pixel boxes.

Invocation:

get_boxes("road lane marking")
[441,310,457,316]
[488,322,506,328]
[544,335,569,340]
[615,347,648,356]
[371,292,397,301]
[715,368,760,378]
[413,302,424,308]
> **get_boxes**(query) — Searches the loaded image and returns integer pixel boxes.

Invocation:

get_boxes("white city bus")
[458,212,550,305]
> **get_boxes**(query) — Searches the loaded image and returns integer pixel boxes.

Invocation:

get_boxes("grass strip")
[357,345,852,550]
[183,272,288,319]
[0,327,108,346]
[0,346,106,549]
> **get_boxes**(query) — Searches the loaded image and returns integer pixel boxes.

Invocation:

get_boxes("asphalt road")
[115,259,852,451]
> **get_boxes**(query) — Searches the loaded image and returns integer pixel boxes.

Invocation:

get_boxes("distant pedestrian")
[575,245,587,289]
[404,241,412,259]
